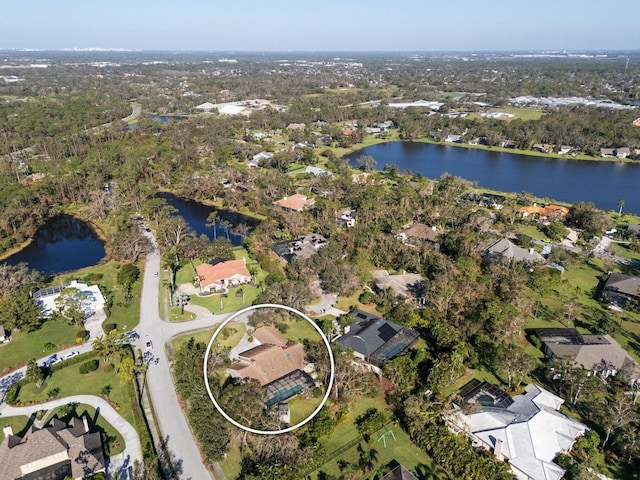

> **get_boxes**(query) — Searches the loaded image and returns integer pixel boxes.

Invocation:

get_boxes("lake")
[158,193,259,246]
[345,142,640,214]
[3,215,106,276]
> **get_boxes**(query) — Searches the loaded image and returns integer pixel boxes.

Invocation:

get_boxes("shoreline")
[339,134,638,164]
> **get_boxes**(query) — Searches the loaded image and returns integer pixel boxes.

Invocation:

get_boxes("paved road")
[133,235,224,480]
[1,395,142,478]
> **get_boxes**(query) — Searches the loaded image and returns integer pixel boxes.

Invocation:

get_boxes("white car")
[60,351,80,361]
[146,341,153,350]
[153,272,158,277]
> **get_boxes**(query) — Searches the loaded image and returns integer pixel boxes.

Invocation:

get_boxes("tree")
[206,211,219,240]
[355,154,377,171]
[54,287,87,326]
[618,198,625,217]
[495,344,536,389]
[220,219,233,241]
[26,358,44,388]
[118,356,136,384]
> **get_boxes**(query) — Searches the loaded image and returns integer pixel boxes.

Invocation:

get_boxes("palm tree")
[92,335,109,363]
[26,358,44,388]
[618,198,625,217]
[206,211,219,240]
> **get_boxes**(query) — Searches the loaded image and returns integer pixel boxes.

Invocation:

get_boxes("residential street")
[132,234,226,480]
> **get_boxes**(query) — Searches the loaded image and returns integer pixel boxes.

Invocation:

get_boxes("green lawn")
[282,318,321,343]
[0,321,80,374]
[287,392,325,426]
[15,353,135,427]
[44,403,125,456]
[0,415,31,443]
[171,322,246,353]
[177,248,268,316]
[309,390,441,479]
[499,106,546,121]
[52,259,143,331]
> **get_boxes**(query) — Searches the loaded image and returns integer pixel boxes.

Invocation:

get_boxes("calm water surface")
[3,215,106,276]
[345,142,640,214]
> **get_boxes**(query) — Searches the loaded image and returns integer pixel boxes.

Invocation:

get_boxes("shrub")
[76,330,89,340]
[101,384,112,397]
[83,273,104,283]
[5,383,20,404]
[79,359,100,374]
[104,323,117,333]
[47,387,61,399]
[44,342,56,351]
[104,363,115,372]
[359,291,376,304]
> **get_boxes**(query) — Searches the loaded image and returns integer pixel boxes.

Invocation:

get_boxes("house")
[445,134,462,143]
[218,104,249,115]
[396,223,442,247]
[601,147,631,158]
[500,140,517,148]
[558,145,573,155]
[484,239,544,264]
[196,259,251,293]
[336,209,356,228]
[382,464,419,480]
[274,193,315,212]
[533,328,640,382]
[602,273,640,307]
[194,102,216,112]
[229,327,314,407]
[461,191,506,209]
[336,309,419,368]
[519,204,569,220]
[273,234,327,261]
[372,270,424,300]
[447,383,588,480]
[286,123,306,130]
[0,416,105,480]
[0,325,8,344]
[34,280,107,318]
[304,166,332,177]
[532,143,553,153]
[252,151,273,163]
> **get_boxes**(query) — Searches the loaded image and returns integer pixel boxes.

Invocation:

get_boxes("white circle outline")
[203,303,335,435]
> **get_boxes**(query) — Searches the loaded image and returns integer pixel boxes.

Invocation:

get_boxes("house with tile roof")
[229,327,314,407]
[0,416,105,480]
[447,383,588,480]
[196,259,251,293]
[274,193,315,212]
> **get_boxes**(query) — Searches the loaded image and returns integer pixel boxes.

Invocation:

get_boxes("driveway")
[1,394,142,479]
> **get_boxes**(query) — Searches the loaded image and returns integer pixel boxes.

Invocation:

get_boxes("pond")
[158,193,259,246]
[344,141,640,214]
[2,215,106,276]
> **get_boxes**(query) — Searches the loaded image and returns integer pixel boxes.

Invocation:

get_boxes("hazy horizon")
[1,1,637,52]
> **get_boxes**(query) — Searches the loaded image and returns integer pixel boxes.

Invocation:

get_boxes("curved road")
[2,394,142,478]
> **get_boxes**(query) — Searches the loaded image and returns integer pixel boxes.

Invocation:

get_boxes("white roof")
[35,280,106,317]
[218,105,248,115]
[195,102,216,110]
[453,384,587,480]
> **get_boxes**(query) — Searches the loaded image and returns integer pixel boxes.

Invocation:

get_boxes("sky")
[1,0,638,52]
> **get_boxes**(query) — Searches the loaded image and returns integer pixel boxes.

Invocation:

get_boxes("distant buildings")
[336,209,356,228]
[600,147,631,158]
[602,273,640,308]
[371,270,425,301]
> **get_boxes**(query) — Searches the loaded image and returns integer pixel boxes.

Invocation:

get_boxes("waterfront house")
[274,193,315,212]
[196,259,251,293]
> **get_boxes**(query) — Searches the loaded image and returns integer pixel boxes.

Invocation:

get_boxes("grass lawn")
[309,389,440,479]
[287,392,324,426]
[516,223,550,242]
[177,248,268,316]
[0,415,31,443]
[43,403,126,456]
[281,318,321,343]
[171,322,246,353]
[52,259,143,331]
[499,106,546,121]
[15,353,135,428]
[0,321,80,373]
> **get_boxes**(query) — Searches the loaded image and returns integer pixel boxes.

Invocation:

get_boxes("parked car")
[146,340,153,350]
[41,354,58,368]
[60,351,80,361]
